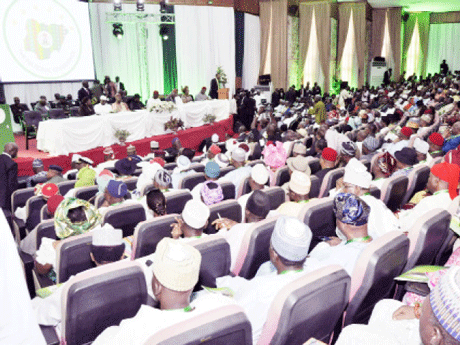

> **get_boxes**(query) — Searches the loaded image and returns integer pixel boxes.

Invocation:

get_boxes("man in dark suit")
[0,142,18,213]
[383,68,392,86]
[285,86,297,104]
[240,91,256,130]
[115,76,125,93]
[78,81,92,102]
[10,97,29,124]
[209,74,219,99]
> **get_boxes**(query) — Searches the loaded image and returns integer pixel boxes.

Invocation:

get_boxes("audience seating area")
[11,133,459,345]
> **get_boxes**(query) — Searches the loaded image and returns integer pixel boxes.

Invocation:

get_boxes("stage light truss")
[105,12,175,25]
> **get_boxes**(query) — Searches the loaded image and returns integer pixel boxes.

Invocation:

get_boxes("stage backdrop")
[427,23,460,76]
[175,5,236,98]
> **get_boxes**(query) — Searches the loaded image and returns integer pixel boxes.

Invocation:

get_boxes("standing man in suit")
[115,76,125,94]
[209,73,219,99]
[383,68,392,86]
[0,142,18,213]
[78,81,92,102]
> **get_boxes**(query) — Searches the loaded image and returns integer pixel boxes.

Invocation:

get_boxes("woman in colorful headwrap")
[370,152,397,190]
[262,141,287,187]
[34,198,102,281]
[200,181,224,206]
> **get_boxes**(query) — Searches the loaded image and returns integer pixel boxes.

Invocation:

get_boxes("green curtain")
[162,5,178,95]
[402,12,431,78]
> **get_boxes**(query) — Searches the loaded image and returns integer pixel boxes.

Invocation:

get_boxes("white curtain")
[427,23,460,76]
[175,6,235,97]
[303,10,324,89]
[340,11,359,88]
[89,3,164,101]
[4,82,84,109]
[243,13,261,89]
[381,12,395,73]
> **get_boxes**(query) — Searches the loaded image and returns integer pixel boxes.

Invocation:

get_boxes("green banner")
[0,104,15,153]
[162,5,178,95]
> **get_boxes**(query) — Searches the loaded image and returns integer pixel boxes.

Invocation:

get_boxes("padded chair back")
[74,185,99,202]
[298,197,335,250]
[259,266,351,345]
[220,166,235,177]
[400,165,430,205]
[48,109,67,119]
[190,163,205,173]
[205,200,242,235]
[61,261,147,345]
[56,232,94,284]
[165,190,193,214]
[265,187,287,210]
[179,172,206,190]
[35,220,56,249]
[247,159,264,167]
[369,186,381,199]
[148,305,252,345]
[308,175,321,199]
[220,181,236,201]
[40,204,52,222]
[69,106,79,117]
[57,181,76,197]
[344,232,410,326]
[102,203,147,238]
[164,162,177,171]
[25,196,47,231]
[232,216,280,278]
[318,168,345,198]
[379,175,409,212]
[405,209,451,270]
[123,177,138,191]
[11,187,35,212]
[307,158,321,175]
[23,110,42,128]
[237,176,252,198]
[274,166,290,187]
[189,236,231,290]
[95,194,105,208]
[131,214,178,259]
[436,229,457,266]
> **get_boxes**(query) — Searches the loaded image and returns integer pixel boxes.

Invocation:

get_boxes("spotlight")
[159,25,169,41]
[113,24,124,40]
[160,0,166,13]
[136,0,144,12]
[113,0,122,11]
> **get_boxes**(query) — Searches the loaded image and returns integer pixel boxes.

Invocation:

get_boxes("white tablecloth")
[37,99,236,156]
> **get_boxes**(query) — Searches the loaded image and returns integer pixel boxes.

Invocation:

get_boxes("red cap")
[400,126,413,137]
[431,162,460,200]
[47,195,64,216]
[42,183,59,198]
[429,133,444,147]
[209,144,221,155]
[322,147,338,162]
[238,143,250,152]
[151,157,166,167]
[99,169,114,178]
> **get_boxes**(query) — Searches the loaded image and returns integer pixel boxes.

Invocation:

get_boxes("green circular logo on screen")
[3,0,83,80]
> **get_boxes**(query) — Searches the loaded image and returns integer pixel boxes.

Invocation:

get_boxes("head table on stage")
[36,99,237,156]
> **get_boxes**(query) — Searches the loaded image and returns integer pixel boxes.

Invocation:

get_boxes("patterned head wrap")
[430,266,460,341]
[340,141,357,156]
[54,198,102,239]
[333,193,370,226]
[154,169,172,188]
[377,152,397,177]
[200,181,224,206]
[262,141,287,169]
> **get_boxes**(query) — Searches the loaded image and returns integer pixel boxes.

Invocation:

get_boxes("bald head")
[4,142,18,158]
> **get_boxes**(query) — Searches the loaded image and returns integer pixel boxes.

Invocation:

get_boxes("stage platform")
[15,116,234,177]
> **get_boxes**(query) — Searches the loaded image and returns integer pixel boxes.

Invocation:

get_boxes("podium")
[218,88,229,100]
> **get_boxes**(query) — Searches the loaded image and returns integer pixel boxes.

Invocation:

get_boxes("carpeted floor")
[15,116,234,176]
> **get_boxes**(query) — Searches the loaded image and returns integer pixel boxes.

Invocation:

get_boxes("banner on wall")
[0,105,15,153]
